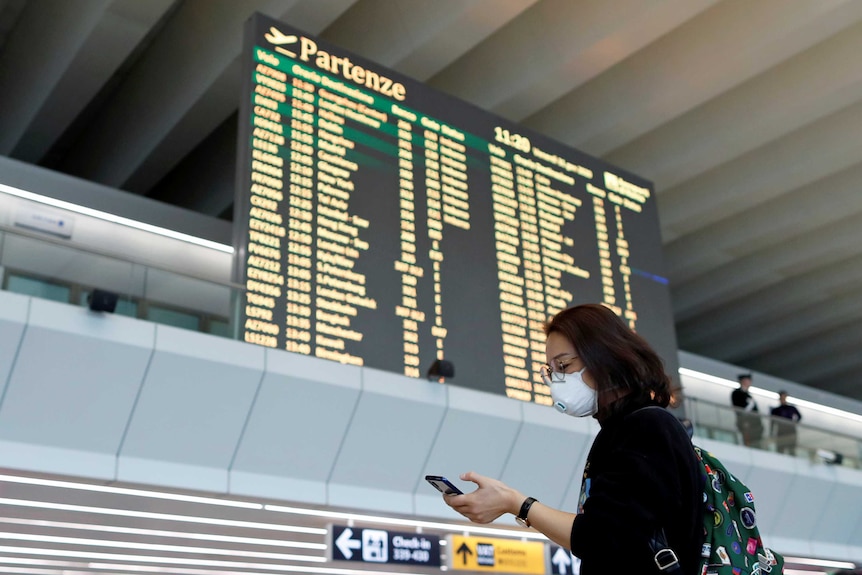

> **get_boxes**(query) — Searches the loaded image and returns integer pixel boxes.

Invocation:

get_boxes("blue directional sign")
[549,545,581,575]
[330,524,441,567]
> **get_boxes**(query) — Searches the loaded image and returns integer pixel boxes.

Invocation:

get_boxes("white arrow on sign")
[336,527,362,559]
[552,547,573,575]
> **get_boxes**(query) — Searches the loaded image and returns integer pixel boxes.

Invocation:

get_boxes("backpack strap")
[633,406,687,574]
[648,528,683,575]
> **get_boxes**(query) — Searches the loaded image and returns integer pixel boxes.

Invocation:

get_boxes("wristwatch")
[515,497,537,528]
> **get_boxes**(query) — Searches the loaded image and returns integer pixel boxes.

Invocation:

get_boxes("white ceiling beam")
[323,0,540,82]
[677,252,862,349]
[0,0,111,154]
[605,18,862,191]
[705,290,862,361]
[523,0,862,156]
[428,0,715,122]
[658,97,862,244]
[59,0,271,189]
[671,214,862,320]
[10,0,176,163]
[132,0,530,207]
[60,0,355,193]
[816,371,862,397]
[665,159,862,284]
[0,0,27,47]
[147,114,237,217]
[127,0,521,207]
[750,321,862,376]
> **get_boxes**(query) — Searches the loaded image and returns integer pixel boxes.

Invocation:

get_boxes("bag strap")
[648,528,683,575]
[634,407,686,575]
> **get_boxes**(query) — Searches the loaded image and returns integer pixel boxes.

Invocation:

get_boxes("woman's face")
[544,331,596,389]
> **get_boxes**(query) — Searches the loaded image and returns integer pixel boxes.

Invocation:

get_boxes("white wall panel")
[771,461,837,556]
[852,506,862,552]
[415,385,522,520]
[501,402,596,511]
[810,465,862,556]
[0,292,860,560]
[811,541,853,565]
[0,298,152,477]
[742,449,798,535]
[229,349,362,504]
[328,367,447,514]
[0,290,28,399]
[848,544,862,564]
[117,325,264,492]
[767,535,813,558]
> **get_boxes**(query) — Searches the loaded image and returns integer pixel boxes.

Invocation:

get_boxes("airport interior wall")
[1,291,862,561]
[2,158,862,562]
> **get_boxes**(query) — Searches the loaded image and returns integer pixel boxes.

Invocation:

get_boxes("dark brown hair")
[544,304,672,421]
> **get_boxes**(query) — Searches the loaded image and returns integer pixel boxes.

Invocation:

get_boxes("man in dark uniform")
[731,373,763,447]
[771,390,802,455]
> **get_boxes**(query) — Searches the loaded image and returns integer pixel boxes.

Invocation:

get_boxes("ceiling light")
[0,557,84,568]
[679,368,862,423]
[0,532,324,562]
[0,546,431,575]
[88,560,438,575]
[0,567,92,575]
[0,183,233,254]
[782,556,856,569]
[0,497,325,535]
[0,474,260,509]
[0,518,324,550]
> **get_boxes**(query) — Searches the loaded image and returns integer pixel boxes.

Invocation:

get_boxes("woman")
[445,304,703,574]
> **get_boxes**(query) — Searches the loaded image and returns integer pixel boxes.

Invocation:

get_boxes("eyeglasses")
[539,355,579,384]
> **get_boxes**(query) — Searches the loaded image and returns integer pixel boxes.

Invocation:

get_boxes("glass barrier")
[3,224,861,468]
[0,225,244,339]
[684,396,862,469]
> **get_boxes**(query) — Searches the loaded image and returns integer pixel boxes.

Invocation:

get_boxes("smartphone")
[425,474,464,495]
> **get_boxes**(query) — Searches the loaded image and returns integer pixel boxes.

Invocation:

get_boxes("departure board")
[233,14,680,403]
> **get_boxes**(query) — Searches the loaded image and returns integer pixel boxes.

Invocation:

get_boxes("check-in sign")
[447,535,546,574]
[330,524,440,567]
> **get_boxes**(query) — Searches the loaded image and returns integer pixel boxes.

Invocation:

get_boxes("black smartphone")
[425,474,464,495]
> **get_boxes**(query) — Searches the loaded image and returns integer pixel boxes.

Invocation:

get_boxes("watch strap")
[517,496,537,526]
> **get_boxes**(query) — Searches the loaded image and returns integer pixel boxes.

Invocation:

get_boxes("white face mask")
[550,368,598,417]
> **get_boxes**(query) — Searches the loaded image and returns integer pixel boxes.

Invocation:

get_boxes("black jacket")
[731,388,758,411]
[569,402,704,574]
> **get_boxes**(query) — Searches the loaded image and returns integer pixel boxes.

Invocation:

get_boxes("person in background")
[771,390,801,455]
[442,304,704,574]
[731,373,763,447]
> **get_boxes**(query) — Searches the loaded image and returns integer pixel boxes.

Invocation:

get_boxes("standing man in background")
[731,373,763,447]
[771,390,802,455]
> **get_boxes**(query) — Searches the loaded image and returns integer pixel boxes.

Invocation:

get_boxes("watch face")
[515,516,529,528]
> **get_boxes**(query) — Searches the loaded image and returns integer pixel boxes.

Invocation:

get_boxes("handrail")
[0,222,246,291]
[686,395,862,443]
[683,395,861,468]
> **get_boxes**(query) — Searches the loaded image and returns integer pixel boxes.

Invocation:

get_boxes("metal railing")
[0,224,244,338]
[684,395,861,469]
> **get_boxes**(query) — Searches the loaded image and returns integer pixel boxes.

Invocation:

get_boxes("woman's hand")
[443,471,524,524]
